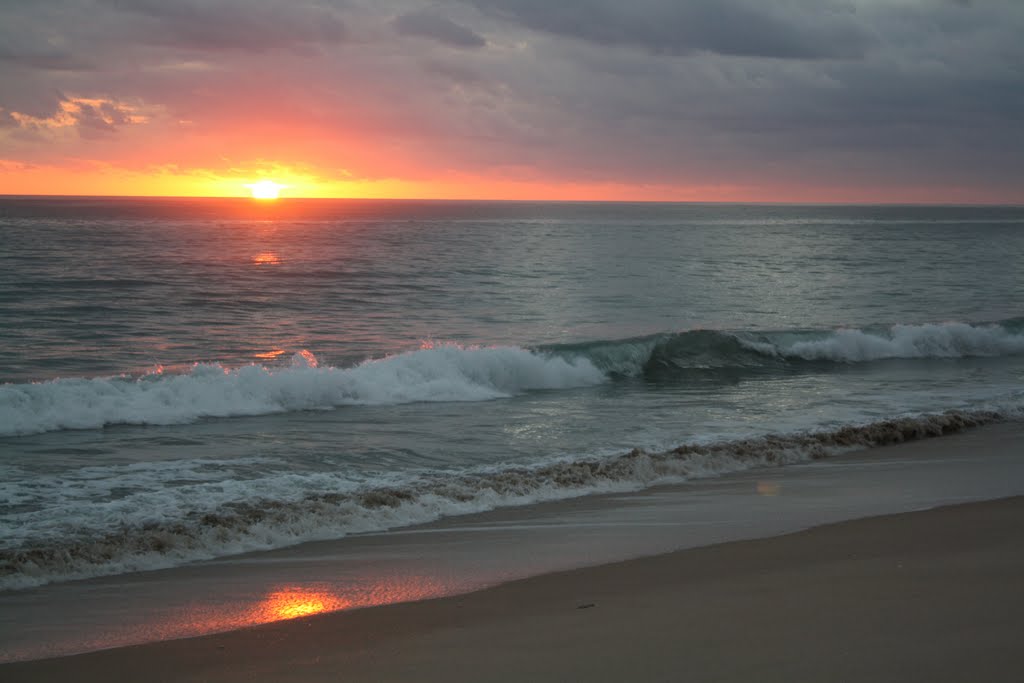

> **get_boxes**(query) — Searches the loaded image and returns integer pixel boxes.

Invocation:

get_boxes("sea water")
[1,198,1024,655]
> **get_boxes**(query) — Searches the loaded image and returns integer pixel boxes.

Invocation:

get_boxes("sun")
[246,180,286,200]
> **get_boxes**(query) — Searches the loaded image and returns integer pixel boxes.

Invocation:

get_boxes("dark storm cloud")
[0,43,92,72]
[393,9,487,48]
[0,2,97,74]
[466,0,874,59]
[101,0,347,53]
[493,0,1024,179]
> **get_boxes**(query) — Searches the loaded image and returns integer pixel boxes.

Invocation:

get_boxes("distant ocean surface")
[2,197,1024,590]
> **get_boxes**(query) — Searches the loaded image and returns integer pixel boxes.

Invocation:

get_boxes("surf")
[0,409,1004,590]
[2,319,1022,436]
[0,346,605,437]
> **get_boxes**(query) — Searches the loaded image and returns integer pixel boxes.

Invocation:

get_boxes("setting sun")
[246,180,285,200]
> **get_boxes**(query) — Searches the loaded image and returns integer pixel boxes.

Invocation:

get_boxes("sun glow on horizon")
[246,180,286,199]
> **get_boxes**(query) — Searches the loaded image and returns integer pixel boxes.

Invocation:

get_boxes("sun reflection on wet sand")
[1,573,456,663]
[150,576,449,643]
[258,587,350,621]
[240,577,446,626]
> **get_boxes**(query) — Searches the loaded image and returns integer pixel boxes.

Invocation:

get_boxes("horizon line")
[1,194,1021,208]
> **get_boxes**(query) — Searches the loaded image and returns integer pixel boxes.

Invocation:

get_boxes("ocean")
[2,197,1023,659]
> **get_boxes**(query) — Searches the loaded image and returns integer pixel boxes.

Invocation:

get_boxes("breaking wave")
[2,319,1022,436]
[0,346,605,436]
[0,409,1003,590]
[544,318,1024,378]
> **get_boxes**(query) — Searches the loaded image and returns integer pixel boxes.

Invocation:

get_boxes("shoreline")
[4,494,1023,682]
[2,408,1008,593]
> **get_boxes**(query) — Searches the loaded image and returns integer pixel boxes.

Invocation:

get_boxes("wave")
[547,319,1024,379]
[0,346,605,436]
[0,409,1003,590]
[2,319,1022,436]
[775,321,1024,363]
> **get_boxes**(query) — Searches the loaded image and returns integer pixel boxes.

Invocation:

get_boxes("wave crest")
[780,322,1024,362]
[0,345,605,436]
[3,320,1022,436]
[547,319,1024,379]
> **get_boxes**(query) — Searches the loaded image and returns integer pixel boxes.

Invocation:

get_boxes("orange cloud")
[7,96,153,137]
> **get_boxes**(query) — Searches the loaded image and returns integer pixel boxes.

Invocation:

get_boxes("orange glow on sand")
[246,180,286,199]
[97,576,452,655]
[259,587,349,621]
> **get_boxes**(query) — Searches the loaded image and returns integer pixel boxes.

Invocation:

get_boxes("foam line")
[0,409,1004,590]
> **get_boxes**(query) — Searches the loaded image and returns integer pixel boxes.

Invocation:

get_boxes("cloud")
[467,0,874,59]
[0,45,92,72]
[0,3,96,72]
[393,9,487,48]
[102,0,347,53]
[8,96,151,138]
[0,158,38,172]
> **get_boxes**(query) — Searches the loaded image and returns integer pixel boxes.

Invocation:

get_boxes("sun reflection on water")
[252,252,281,265]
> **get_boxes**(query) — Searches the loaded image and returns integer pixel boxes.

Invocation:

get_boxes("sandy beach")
[4,489,1022,682]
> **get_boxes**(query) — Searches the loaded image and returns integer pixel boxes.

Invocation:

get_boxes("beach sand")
[4,490,1023,682]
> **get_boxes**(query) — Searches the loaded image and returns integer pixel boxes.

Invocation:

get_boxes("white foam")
[0,409,1005,590]
[0,346,606,436]
[777,322,1024,362]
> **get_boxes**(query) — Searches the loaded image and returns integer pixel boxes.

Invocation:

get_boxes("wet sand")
[4,493,1023,682]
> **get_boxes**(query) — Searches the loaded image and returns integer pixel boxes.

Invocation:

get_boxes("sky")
[1,0,1022,202]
